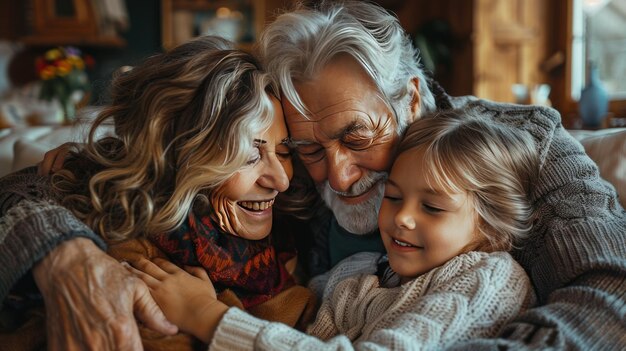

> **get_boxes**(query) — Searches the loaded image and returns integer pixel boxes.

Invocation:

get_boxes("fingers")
[52,148,67,172]
[133,282,178,336]
[152,257,185,274]
[38,151,56,176]
[129,257,169,280]
[37,142,76,176]
[184,265,211,282]
[110,314,145,351]
[122,262,160,288]
[38,243,149,351]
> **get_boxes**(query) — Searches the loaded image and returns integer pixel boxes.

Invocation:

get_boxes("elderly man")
[0,1,624,350]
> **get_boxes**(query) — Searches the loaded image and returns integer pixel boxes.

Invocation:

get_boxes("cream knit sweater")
[209,251,534,350]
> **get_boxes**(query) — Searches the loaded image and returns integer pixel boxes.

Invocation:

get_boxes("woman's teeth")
[239,199,275,211]
[394,238,415,247]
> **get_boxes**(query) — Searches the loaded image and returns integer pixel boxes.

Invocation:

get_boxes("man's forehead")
[283,86,360,113]
[286,108,395,146]
[286,109,362,139]
[283,92,391,121]
[285,105,370,126]
[284,58,385,119]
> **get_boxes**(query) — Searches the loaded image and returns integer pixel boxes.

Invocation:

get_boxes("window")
[571,0,626,100]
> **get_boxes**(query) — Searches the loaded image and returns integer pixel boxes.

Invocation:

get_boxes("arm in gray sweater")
[0,167,176,348]
[0,167,106,302]
[448,100,626,350]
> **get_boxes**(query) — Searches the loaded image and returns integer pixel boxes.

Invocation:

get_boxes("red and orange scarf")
[151,211,295,308]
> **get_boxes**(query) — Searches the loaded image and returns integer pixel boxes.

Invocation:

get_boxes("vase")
[59,96,76,124]
[578,63,609,128]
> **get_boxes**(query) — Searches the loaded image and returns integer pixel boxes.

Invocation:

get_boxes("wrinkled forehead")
[283,94,394,144]
[282,84,393,141]
[285,54,387,116]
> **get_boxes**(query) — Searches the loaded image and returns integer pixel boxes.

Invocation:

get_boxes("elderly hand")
[128,258,228,344]
[37,142,76,175]
[32,238,178,351]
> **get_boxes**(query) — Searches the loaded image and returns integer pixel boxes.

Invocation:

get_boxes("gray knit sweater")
[0,99,625,350]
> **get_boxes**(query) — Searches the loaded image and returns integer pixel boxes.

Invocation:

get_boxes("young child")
[129,108,539,349]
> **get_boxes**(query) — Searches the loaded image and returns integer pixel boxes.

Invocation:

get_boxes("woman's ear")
[408,77,421,123]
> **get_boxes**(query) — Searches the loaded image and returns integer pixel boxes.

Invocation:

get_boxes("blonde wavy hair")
[52,36,278,242]
[398,109,539,252]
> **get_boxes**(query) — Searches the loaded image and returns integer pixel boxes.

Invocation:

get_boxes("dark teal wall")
[88,0,162,104]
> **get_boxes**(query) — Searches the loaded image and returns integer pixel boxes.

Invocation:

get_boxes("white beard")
[317,171,388,235]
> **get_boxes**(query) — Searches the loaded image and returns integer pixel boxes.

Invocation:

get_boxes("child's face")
[378,147,477,281]
[210,96,293,240]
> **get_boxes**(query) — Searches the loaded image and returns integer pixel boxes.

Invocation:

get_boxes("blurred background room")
[0,0,625,176]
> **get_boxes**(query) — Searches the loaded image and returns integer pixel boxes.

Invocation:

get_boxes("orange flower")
[55,60,73,76]
[40,66,56,80]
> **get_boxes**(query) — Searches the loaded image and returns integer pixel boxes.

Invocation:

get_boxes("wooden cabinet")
[472,0,554,103]
[388,0,556,103]
[3,0,126,47]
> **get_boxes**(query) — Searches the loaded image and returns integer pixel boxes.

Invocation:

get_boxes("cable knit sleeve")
[447,100,626,350]
[0,167,106,302]
[209,252,533,351]
[308,251,381,300]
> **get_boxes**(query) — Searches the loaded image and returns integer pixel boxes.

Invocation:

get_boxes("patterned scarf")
[151,211,295,309]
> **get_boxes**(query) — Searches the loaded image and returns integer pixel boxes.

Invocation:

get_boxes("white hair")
[259,0,437,135]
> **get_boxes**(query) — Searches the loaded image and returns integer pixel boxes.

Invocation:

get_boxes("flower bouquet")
[35,47,95,123]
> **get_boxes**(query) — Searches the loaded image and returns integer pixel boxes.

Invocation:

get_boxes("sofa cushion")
[574,129,626,208]
[11,139,53,173]
[0,121,113,177]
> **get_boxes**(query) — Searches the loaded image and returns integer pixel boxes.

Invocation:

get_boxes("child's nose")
[394,206,416,230]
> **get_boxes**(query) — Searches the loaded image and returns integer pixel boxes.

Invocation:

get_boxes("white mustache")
[317,170,388,234]
[325,171,388,197]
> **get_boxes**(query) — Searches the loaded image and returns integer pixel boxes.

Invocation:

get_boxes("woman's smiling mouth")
[238,199,275,212]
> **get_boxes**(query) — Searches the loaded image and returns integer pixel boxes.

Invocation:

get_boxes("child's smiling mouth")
[391,237,423,249]
[394,238,413,247]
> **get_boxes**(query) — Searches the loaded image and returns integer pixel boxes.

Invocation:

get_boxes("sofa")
[0,107,113,177]
[0,123,114,177]
[0,123,624,209]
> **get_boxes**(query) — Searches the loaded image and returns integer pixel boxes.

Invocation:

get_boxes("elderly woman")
[0,35,315,350]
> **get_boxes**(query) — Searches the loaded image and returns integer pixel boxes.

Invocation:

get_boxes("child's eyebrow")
[253,139,268,145]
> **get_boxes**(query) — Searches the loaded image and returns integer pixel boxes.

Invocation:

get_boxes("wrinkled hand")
[37,142,76,175]
[129,258,228,343]
[32,238,178,351]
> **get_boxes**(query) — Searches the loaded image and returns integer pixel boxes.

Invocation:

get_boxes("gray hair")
[259,0,436,134]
